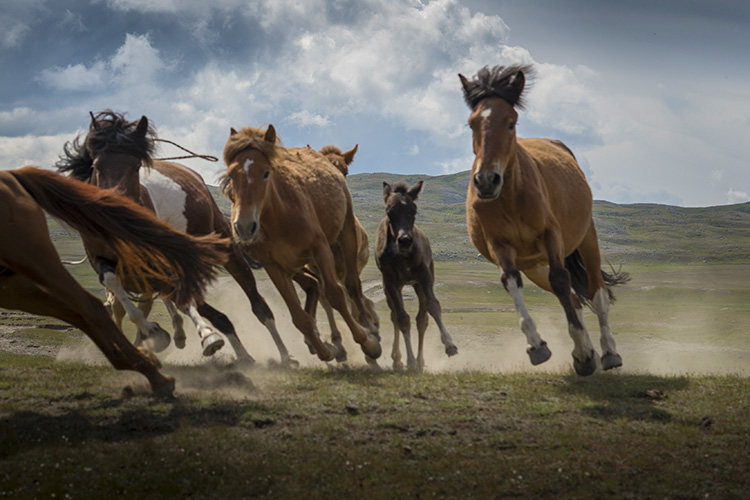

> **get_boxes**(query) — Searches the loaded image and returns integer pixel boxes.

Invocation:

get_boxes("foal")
[375,181,458,371]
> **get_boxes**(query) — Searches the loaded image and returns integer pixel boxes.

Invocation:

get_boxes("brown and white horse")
[220,125,381,363]
[459,65,629,375]
[0,167,229,395]
[57,110,297,366]
[375,180,457,372]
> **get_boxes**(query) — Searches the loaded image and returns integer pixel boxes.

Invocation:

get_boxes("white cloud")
[0,133,77,170]
[406,144,420,155]
[37,62,106,92]
[727,189,749,204]
[285,110,332,128]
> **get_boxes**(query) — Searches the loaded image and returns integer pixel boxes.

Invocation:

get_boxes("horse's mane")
[319,145,343,157]
[56,110,157,181]
[461,64,535,110]
[391,182,410,195]
[220,126,286,198]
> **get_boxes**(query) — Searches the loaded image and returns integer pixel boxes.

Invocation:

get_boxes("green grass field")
[2,179,749,498]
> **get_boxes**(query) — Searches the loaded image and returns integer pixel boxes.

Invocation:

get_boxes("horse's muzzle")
[473,171,503,200]
[233,219,260,244]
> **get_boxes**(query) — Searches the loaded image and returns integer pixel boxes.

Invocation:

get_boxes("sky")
[1,0,748,207]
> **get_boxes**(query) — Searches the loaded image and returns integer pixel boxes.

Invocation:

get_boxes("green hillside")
[207,172,750,265]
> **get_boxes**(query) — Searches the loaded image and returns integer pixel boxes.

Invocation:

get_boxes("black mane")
[460,64,534,110]
[392,181,410,195]
[56,110,157,181]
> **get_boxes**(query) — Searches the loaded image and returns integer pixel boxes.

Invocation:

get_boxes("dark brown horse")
[57,110,297,366]
[0,167,229,395]
[459,65,629,375]
[220,125,381,363]
[375,181,457,371]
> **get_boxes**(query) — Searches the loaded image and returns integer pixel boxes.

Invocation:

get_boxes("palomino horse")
[0,167,229,395]
[292,144,379,362]
[220,125,381,363]
[375,181,458,371]
[459,65,629,375]
[57,110,296,366]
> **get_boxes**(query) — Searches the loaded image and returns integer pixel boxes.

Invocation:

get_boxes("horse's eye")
[508,121,516,131]
[263,171,270,180]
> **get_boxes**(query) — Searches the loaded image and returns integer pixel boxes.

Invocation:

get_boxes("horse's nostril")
[249,221,258,235]
[473,173,482,187]
[491,172,501,186]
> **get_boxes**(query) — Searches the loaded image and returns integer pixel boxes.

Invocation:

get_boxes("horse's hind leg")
[577,224,622,370]
[162,298,186,349]
[0,266,173,396]
[384,284,416,370]
[195,301,255,365]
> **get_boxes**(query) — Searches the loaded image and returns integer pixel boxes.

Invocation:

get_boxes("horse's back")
[518,137,594,227]
[282,147,349,241]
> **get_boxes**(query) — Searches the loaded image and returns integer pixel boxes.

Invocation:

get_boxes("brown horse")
[375,181,457,371]
[0,167,229,395]
[292,144,379,362]
[459,65,629,375]
[57,110,297,366]
[220,125,381,363]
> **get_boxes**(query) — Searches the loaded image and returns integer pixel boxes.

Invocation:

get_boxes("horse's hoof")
[335,349,348,363]
[527,341,551,366]
[145,324,171,353]
[233,355,256,370]
[316,342,336,362]
[305,341,316,355]
[361,335,382,360]
[601,352,623,371]
[152,375,176,398]
[445,344,458,357]
[392,360,404,371]
[201,333,225,357]
[573,351,598,376]
[365,356,381,370]
[282,355,300,369]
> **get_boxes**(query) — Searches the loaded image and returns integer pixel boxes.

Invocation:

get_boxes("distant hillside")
[204,171,750,265]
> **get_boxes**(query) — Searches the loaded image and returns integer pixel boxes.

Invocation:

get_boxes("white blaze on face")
[244,159,254,183]
[480,108,492,120]
[140,168,189,232]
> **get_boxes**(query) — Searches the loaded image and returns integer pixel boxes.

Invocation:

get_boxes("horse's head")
[319,144,358,176]
[85,110,155,197]
[221,124,282,244]
[459,65,533,200]
[383,180,423,255]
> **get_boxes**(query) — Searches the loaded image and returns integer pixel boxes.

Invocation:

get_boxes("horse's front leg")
[98,260,171,353]
[384,283,415,370]
[417,269,458,360]
[488,242,551,366]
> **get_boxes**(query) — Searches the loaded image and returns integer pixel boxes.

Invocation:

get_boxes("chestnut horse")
[459,65,629,375]
[220,125,381,363]
[292,144,379,362]
[57,111,296,366]
[0,167,230,395]
[375,181,457,371]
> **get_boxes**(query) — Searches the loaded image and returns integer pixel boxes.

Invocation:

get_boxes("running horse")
[458,65,629,375]
[220,125,381,363]
[292,144,379,362]
[376,180,458,372]
[0,167,230,395]
[57,110,296,366]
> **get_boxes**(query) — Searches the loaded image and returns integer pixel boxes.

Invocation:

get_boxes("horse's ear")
[264,124,276,144]
[458,73,470,93]
[230,127,238,136]
[408,180,423,200]
[135,116,149,137]
[508,71,526,106]
[343,144,358,165]
[382,181,392,202]
[89,111,99,130]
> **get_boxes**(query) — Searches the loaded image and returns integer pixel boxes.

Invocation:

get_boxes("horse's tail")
[564,249,631,307]
[11,167,231,306]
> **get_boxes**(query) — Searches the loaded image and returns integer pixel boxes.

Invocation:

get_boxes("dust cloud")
[57,276,749,380]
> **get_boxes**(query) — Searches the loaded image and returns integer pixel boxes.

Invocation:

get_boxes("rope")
[154,138,219,162]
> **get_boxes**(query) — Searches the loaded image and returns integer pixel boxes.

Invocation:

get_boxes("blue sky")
[1,0,748,207]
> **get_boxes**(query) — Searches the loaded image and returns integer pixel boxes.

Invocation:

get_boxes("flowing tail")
[565,249,630,307]
[11,167,230,306]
